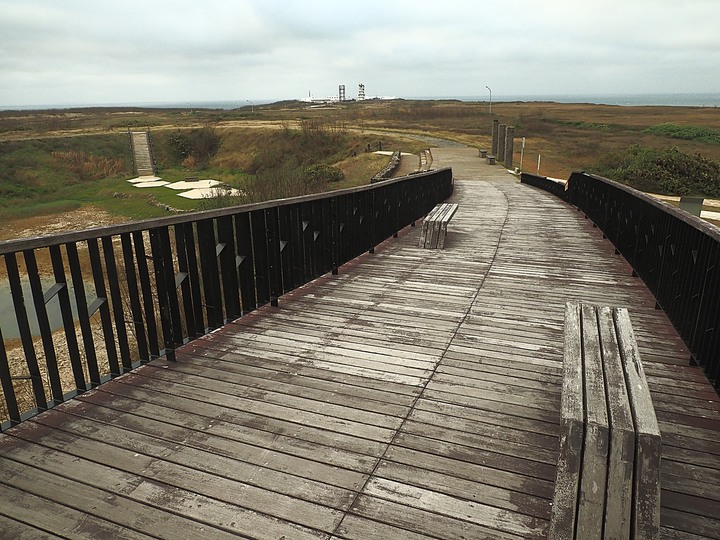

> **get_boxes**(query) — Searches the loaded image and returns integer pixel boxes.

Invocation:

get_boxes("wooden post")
[504,126,515,169]
[491,119,499,156]
[497,124,507,162]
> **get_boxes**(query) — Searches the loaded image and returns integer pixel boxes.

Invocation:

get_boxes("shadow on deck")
[0,148,718,539]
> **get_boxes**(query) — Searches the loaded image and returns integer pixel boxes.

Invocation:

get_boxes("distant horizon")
[2,91,720,112]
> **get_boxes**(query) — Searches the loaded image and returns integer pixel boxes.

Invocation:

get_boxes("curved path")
[0,148,717,539]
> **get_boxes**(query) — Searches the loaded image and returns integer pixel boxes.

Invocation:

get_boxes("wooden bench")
[418,203,458,249]
[551,302,661,540]
[486,154,496,165]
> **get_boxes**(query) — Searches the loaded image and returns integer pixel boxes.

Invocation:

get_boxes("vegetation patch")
[590,145,720,197]
[51,151,125,181]
[643,123,720,144]
[555,120,619,131]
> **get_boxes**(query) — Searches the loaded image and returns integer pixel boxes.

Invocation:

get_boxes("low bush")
[166,125,222,168]
[591,145,720,196]
[51,151,125,182]
[644,123,720,144]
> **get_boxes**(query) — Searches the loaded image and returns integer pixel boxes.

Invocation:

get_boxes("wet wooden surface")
[0,148,718,539]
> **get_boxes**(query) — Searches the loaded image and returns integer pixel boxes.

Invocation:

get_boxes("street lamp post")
[247,100,254,114]
[485,86,492,115]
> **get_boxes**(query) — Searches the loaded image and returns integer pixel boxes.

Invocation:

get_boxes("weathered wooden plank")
[575,304,609,540]
[384,445,554,499]
[415,398,560,438]
[598,306,635,539]
[68,392,378,474]
[83,385,389,458]
[394,432,557,481]
[376,459,551,520]
[334,514,438,540]
[363,477,547,538]
[0,454,247,539]
[549,302,585,540]
[32,406,368,496]
[407,408,558,452]
[107,374,398,442]
[660,508,720,538]
[349,493,528,540]
[0,483,155,540]
[615,307,663,540]
[7,421,341,536]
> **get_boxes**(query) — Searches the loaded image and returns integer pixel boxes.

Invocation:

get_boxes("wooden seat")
[486,154,496,165]
[419,203,458,249]
[551,302,661,540]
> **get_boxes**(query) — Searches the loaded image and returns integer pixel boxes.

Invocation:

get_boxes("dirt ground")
[0,206,125,242]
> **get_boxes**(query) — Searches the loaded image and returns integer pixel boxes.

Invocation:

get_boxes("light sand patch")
[166,179,222,190]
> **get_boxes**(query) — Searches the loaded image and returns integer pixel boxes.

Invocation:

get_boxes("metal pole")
[520,137,526,172]
[537,154,541,175]
[247,100,254,113]
[485,86,492,115]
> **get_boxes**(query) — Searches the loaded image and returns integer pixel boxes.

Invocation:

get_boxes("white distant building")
[358,83,365,100]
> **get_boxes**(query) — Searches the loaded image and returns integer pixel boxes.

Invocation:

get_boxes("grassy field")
[1,99,719,236]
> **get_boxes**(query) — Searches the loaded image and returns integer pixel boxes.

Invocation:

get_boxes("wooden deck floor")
[1,148,718,539]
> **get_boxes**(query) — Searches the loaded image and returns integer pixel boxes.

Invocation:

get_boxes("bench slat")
[614,308,661,540]
[438,204,458,249]
[550,302,585,540]
[598,306,635,539]
[576,304,610,540]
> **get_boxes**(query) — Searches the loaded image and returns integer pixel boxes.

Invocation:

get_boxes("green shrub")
[644,124,720,144]
[591,145,720,196]
[166,126,221,168]
[303,164,344,189]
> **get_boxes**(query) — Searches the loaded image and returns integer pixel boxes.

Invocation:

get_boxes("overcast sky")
[1,0,718,107]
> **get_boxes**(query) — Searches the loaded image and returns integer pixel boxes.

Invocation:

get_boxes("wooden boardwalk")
[0,148,718,539]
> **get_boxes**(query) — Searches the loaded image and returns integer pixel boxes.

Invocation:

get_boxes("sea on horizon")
[2,92,719,111]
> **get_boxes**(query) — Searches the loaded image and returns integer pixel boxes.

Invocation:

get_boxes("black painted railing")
[0,168,453,429]
[522,171,720,391]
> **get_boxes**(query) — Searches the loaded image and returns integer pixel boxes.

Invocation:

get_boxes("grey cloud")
[0,0,718,107]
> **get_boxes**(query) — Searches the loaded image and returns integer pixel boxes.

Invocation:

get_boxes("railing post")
[0,324,21,426]
[149,228,176,362]
[4,252,47,410]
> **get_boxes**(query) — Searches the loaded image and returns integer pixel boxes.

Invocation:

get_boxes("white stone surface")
[166,179,222,190]
[701,210,720,221]
[128,175,162,184]
[134,180,170,188]
[177,187,243,200]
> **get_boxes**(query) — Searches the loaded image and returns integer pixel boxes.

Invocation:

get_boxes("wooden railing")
[0,168,454,429]
[522,171,720,392]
